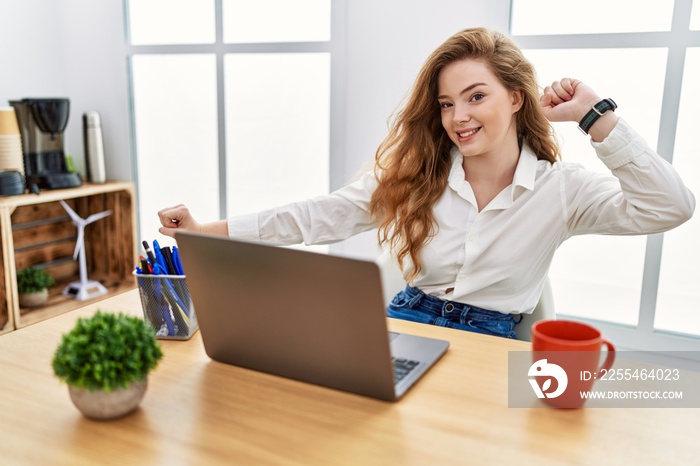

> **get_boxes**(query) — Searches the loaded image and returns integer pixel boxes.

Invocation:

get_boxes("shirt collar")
[513,143,538,192]
[447,144,539,208]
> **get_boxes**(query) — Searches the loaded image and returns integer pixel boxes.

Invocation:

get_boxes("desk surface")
[0,289,697,465]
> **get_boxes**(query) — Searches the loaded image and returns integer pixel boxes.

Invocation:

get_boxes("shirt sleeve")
[563,118,695,236]
[227,170,379,245]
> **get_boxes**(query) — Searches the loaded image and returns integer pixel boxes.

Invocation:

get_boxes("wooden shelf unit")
[0,182,138,333]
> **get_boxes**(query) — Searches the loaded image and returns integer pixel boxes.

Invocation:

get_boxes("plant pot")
[19,288,48,307]
[68,379,148,420]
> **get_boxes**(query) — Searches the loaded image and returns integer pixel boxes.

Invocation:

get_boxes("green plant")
[52,311,163,392]
[16,266,55,293]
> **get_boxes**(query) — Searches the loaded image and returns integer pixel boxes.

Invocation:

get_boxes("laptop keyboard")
[392,357,420,383]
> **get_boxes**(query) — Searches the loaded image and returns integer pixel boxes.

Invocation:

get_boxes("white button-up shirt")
[228,119,695,314]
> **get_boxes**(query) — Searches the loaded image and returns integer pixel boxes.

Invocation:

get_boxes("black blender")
[9,98,82,190]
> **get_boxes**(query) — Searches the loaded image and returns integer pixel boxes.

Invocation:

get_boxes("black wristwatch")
[578,98,617,135]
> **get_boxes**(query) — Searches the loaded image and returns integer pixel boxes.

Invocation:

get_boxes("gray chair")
[376,251,555,341]
[514,277,555,341]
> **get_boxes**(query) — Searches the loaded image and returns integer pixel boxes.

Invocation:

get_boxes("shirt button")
[457,274,466,281]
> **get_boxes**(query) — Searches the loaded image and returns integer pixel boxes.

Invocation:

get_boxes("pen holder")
[133,272,199,340]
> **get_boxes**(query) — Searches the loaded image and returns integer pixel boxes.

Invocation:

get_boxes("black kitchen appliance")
[9,98,82,190]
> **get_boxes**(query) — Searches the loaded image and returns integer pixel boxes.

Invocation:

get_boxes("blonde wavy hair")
[369,27,559,280]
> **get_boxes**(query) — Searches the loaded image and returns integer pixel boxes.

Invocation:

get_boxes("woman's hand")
[540,78,618,142]
[157,204,203,238]
[539,78,598,123]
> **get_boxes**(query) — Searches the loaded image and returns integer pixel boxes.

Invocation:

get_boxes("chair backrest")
[375,251,555,341]
[376,251,407,308]
[513,277,555,341]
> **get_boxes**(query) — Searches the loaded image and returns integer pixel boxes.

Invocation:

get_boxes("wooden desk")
[0,289,697,465]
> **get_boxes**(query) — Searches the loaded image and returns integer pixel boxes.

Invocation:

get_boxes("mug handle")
[598,339,616,372]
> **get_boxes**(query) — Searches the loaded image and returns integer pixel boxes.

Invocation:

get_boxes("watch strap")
[578,98,617,135]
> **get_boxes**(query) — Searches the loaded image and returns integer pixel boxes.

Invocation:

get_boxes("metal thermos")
[83,110,106,183]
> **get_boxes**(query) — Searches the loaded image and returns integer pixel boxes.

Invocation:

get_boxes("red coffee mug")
[530,319,615,408]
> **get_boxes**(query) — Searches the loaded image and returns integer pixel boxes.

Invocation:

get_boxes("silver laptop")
[176,231,449,401]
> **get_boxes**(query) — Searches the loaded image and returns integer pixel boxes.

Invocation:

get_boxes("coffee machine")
[9,98,82,190]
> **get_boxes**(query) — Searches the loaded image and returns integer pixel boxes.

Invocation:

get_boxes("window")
[129,0,215,45]
[126,0,338,253]
[511,0,675,35]
[511,0,700,351]
[655,47,700,337]
[692,0,700,29]
[224,53,330,216]
[222,0,331,43]
[130,53,221,244]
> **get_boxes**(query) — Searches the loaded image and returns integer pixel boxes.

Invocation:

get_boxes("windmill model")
[59,200,112,300]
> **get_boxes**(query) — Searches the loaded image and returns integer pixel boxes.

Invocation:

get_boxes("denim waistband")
[400,285,515,321]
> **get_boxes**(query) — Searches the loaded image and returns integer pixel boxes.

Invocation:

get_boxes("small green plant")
[52,311,163,392]
[16,266,55,293]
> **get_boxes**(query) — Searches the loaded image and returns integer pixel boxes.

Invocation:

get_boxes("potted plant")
[17,266,55,307]
[52,310,163,420]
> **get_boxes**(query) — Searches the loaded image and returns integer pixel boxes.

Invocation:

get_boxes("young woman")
[158,28,695,339]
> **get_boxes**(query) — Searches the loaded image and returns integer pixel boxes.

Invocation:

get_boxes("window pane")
[129,0,214,45]
[692,0,700,30]
[223,0,330,43]
[511,0,675,35]
[655,48,700,337]
[522,48,667,325]
[225,53,330,215]
[132,55,220,246]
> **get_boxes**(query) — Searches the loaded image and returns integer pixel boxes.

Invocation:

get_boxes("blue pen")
[153,258,191,329]
[152,241,189,320]
[158,271,190,335]
[159,270,190,317]
[152,239,169,274]
[166,245,190,316]
[172,246,184,275]
[152,262,175,335]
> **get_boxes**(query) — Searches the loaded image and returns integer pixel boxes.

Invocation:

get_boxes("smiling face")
[437,58,523,161]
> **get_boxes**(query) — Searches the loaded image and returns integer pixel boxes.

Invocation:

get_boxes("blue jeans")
[387,285,518,339]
